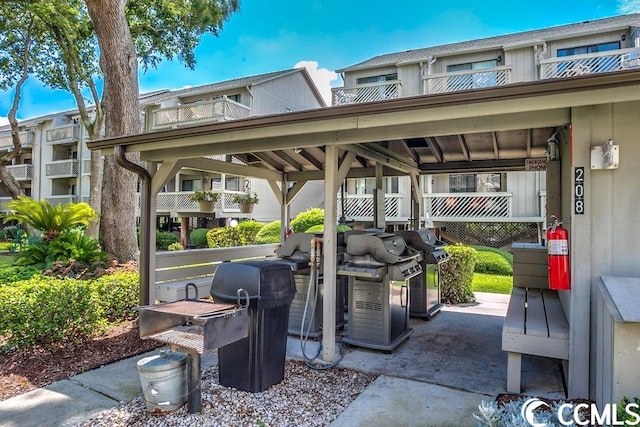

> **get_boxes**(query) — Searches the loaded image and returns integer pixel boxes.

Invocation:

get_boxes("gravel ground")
[78,360,375,427]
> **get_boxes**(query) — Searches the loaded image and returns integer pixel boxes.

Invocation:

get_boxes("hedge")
[0,271,139,349]
[440,244,477,304]
[255,221,281,244]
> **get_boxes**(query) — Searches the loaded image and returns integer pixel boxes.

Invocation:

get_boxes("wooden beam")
[179,157,282,181]
[272,150,303,171]
[526,129,532,158]
[458,134,471,162]
[344,144,420,174]
[267,180,283,205]
[425,137,444,163]
[252,152,283,171]
[151,159,184,195]
[492,132,500,160]
[335,151,356,193]
[420,158,529,173]
[286,180,308,204]
[297,149,323,170]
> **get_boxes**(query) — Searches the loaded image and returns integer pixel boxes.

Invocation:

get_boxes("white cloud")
[0,116,8,127]
[618,0,640,13]
[294,60,338,106]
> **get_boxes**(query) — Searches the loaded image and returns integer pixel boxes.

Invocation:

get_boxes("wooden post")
[181,217,188,248]
[322,145,338,363]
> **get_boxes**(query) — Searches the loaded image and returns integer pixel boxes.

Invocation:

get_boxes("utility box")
[512,243,548,289]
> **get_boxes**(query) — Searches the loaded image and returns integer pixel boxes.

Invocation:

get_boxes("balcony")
[45,124,79,145]
[336,193,404,221]
[150,97,251,130]
[45,195,78,206]
[539,48,640,79]
[331,80,401,106]
[6,164,32,181]
[136,190,254,216]
[423,66,512,95]
[0,130,34,151]
[45,159,78,178]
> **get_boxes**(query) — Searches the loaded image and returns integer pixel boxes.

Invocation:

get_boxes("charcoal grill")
[337,233,421,351]
[398,229,450,319]
[138,292,249,413]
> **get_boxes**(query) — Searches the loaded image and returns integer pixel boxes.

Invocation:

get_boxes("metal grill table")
[138,298,248,413]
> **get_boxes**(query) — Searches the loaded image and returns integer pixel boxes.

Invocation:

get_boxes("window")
[449,173,501,193]
[181,180,194,191]
[227,94,241,103]
[356,73,398,84]
[447,60,498,90]
[557,41,621,75]
[225,176,241,191]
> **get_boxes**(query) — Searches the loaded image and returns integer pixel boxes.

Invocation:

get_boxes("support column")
[373,163,385,230]
[280,176,289,243]
[322,145,338,363]
[181,217,189,248]
[410,173,422,229]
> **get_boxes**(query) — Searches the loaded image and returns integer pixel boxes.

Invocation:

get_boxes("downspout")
[114,145,152,306]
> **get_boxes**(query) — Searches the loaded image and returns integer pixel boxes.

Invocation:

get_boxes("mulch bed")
[0,322,160,401]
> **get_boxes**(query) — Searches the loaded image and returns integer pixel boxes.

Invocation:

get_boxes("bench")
[154,244,279,303]
[502,287,569,393]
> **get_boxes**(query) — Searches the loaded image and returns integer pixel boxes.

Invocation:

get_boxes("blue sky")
[1,0,639,124]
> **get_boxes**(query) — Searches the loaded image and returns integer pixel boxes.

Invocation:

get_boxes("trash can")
[211,260,296,392]
[136,350,187,413]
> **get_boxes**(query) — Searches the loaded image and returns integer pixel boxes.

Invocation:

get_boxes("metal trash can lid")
[137,351,186,373]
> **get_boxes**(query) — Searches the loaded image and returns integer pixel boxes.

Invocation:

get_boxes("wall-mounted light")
[497,55,502,63]
[622,34,626,41]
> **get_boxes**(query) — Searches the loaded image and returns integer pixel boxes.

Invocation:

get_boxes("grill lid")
[211,260,296,301]
[397,229,447,252]
[344,233,415,265]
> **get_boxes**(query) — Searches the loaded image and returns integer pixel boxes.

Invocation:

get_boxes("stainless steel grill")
[138,295,248,413]
[338,232,421,352]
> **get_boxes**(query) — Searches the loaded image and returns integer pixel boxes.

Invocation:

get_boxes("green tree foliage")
[440,244,477,304]
[290,208,325,233]
[235,221,264,246]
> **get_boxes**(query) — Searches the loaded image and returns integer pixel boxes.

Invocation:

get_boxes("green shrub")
[440,244,477,304]
[91,272,139,322]
[167,242,184,251]
[190,228,210,249]
[0,265,42,284]
[0,277,102,347]
[0,242,13,251]
[290,208,324,233]
[156,230,179,250]
[473,250,513,276]
[236,221,264,245]
[304,224,352,233]
[255,221,281,244]
[206,227,234,248]
[14,228,106,268]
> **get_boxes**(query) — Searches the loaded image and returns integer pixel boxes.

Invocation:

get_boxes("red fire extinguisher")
[546,215,570,290]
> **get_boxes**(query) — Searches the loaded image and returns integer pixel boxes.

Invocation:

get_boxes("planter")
[198,200,215,212]
[239,203,254,214]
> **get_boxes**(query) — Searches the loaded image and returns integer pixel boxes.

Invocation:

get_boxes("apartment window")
[450,173,501,193]
[225,176,241,191]
[227,94,241,103]
[356,73,398,84]
[352,177,398,194]
[557,41,621,74]
[447,60,498,90]
[181,180,194,191]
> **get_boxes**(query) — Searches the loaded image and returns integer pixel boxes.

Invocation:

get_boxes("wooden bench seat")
[502,287,569,393]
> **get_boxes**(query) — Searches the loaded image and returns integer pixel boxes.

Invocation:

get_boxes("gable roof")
[140,68,326,106]
[338,13,640,72]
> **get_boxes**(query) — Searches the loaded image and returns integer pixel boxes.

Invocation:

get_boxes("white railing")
[331,80,401,106]
[82,159,91,174]
[6,164,32,181]
[45,195,78,206]
[45,159,78,177]
[0,130,34,150]
[539,48,640,79]
[151,97,251,130]
[423,66,512,95]
[424,192,513,222]
[45,124,79,144]
[135,190,249,215]
[0,197,12,210]
[337,193,404,220]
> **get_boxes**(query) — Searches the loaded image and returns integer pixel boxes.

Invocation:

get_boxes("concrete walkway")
[0,292,566,426]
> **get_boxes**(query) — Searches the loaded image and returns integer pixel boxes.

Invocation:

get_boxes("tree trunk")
[86,0,140,262]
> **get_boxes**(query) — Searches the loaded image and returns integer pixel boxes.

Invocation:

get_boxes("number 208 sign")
[574,167,585,215]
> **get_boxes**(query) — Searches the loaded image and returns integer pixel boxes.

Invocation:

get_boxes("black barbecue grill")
[137,295,249,413]
[397,229,450,319]
[337,232,421,352]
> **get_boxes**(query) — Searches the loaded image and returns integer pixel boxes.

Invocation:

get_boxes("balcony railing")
[45,195,78,206]
[151,97,251,130]
[45,124,79,145]
[6,164,32,181]
[135,190,251,215]
[539,48,640,79]
[0,130,34,151]
[336,193,404,221]
[423,66,512,95]
[331,80,401,106]
[45,159,78,177]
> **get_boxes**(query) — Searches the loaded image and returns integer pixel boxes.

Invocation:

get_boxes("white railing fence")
[151,97,251,130]
[424,192,512,221]
[332,80,401,106]
[337,193,403,220]
[423,66,512,94]
[45,124,79,144]
[7,164,32,181]
[539,48,640,79]
[0,130,34,150]
[45,160,78,177]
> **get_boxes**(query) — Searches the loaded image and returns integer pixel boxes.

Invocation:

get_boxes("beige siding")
[251,72,323,116]
[397,64,422,96]
[343,66,398,86]
[546,30,628,57]
[506,171,543,217]
[435,50,503,72]
[505,46,537,82]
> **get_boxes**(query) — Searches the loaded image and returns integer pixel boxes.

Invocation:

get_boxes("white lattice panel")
[423,67,511,94]
[45,160,78,177]
[332,81,400,106]
[7,164,32,180]
[539,48,639,79]
[151,98,250,129]
[424,192,512,221]
[46,124,79,144]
